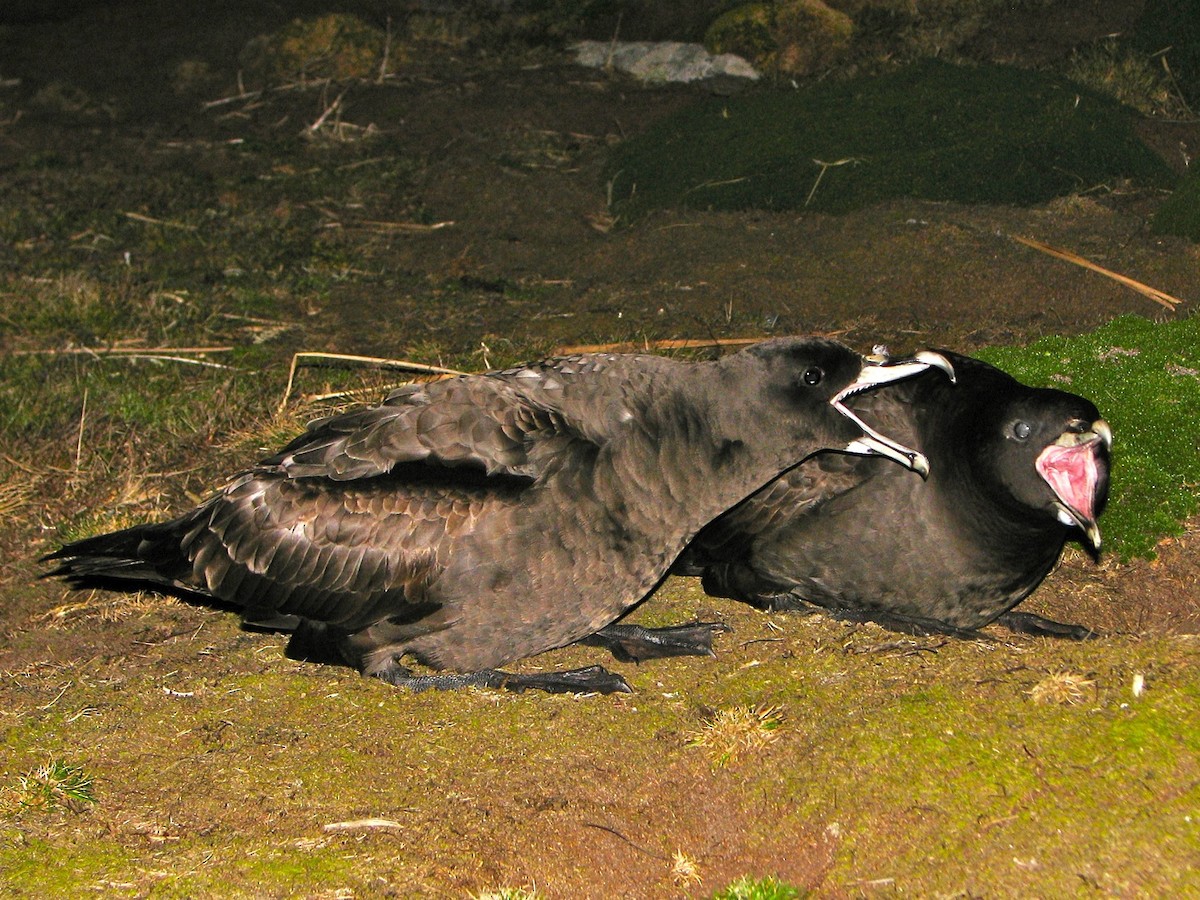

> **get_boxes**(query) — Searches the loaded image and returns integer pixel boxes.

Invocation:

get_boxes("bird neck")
[933,447,1067,569]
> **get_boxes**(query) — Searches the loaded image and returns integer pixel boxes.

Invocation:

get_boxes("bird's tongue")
[1035,440,1100,522]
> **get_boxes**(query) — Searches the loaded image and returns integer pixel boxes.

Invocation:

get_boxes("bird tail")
[40,517,204,599]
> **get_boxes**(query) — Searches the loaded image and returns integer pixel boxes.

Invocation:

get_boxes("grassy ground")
[3,4,1200,897]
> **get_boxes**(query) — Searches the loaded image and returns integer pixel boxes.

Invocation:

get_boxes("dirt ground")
[2,2,1200,897]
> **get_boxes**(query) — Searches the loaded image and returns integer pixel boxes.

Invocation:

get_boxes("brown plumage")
[44,338,950,692]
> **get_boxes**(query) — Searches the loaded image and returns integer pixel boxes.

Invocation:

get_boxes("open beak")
[834,350,956,477]
[1037,419,1111,552]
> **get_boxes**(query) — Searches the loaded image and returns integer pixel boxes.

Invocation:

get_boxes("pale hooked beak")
[1039,418,1111,552]
[835,351,956,477]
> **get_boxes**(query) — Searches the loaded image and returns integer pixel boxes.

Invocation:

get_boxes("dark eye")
[1012,421,1032,441]
[802,366,824,386]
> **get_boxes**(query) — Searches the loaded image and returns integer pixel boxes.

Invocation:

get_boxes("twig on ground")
[554,336,769,354]
[306,88,347,135]
[201,78,320,110]
[9,346,233,357]
[279,352,467,412]
[345,219,455,233]
[378,16,394,84]
[806,156,862,207]
[1009,233,1184,311]
[74,387,87,473]
[122,211,198,231]
[323,818,404,833]
[583,822,668,861]
[123,355,237,370]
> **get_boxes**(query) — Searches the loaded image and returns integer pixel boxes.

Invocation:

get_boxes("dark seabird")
[678,351,1111,639]
[44,338,952,693]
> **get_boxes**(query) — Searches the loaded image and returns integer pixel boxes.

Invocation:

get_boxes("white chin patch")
[1055,507,1079,528]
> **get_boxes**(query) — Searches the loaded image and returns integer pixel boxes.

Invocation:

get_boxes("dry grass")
[671,849,703,889]
[688,703,784,768]
[1028,670,1097,705]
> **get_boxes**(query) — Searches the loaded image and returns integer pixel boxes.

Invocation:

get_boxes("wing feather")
[263,377,585,483]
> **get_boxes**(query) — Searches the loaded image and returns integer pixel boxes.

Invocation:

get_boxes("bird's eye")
[1012,421,1032,440]
[802,366,824,386]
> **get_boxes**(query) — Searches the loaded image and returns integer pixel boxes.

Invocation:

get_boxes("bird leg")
[996,610,1098,641]
[818,605,996,641]
[759,590,1098,642]
[579,621,731,663]
[755,590,994,640]
[373,663,633,695]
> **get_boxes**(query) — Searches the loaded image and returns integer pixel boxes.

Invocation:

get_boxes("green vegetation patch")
[606,60,1173,220]
[711,875,802,899]
[1153,169,1200,243]
[1130,0,1200,109]
[978,315,1200,559]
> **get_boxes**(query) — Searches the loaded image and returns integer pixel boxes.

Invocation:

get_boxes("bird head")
[833,349,955,477]
[994,390,1111,553]
[746,338,954,475]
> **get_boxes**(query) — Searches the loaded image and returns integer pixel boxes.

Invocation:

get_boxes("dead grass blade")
[279,352,467,411]
[122,211,198,231]
[322,818,404,833]
[554,336,769,355]
[0,480,35,516]
[687,703,784,768]
[1027,670,1097,705]
[1010,233,1184,311]
[9,345,234,358]
[345,219,455,233]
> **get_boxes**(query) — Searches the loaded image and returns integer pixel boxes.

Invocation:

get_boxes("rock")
[571,40,759,84]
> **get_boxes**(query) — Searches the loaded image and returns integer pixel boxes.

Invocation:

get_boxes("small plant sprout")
[17,758,97,812]
[471,889,541,900]
[712,875,802,900]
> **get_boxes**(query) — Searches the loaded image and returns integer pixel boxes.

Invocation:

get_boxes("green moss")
[712,875,803,899]
[0,836,139,897]
[1131,0,1200,108]
[705,4,775,64]
[747,635,1200,894]
[1153,170,1200,242]
[238,14,387,86]
[705,1,854,78]
[605,60,1173,220]
[977,315,1200,559]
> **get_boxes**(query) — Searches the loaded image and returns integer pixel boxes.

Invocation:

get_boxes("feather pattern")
[681,351,1110,631]
[44,338,948,675]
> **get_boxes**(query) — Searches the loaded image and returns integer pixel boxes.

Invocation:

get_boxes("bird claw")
[823,605,996,641]
[996,610,1098,641]
[580,621,732,662]
[374,663,633,695]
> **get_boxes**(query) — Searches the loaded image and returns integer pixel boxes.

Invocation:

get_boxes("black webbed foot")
[818,605,994,641]
[374,664,632,695]
[757,591,993,640]
[996,610,1098,640]
[579,621,731,663]
[755,591,824,615]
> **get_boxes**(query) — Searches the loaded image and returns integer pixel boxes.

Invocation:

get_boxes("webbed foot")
[374,663,632,695]
[756,591,992,640]
[579,621,731,662]
[996,610,1098,640]
[817,605,994,641]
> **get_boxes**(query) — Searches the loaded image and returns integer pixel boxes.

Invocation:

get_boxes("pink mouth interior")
[1035,440,1100,522]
